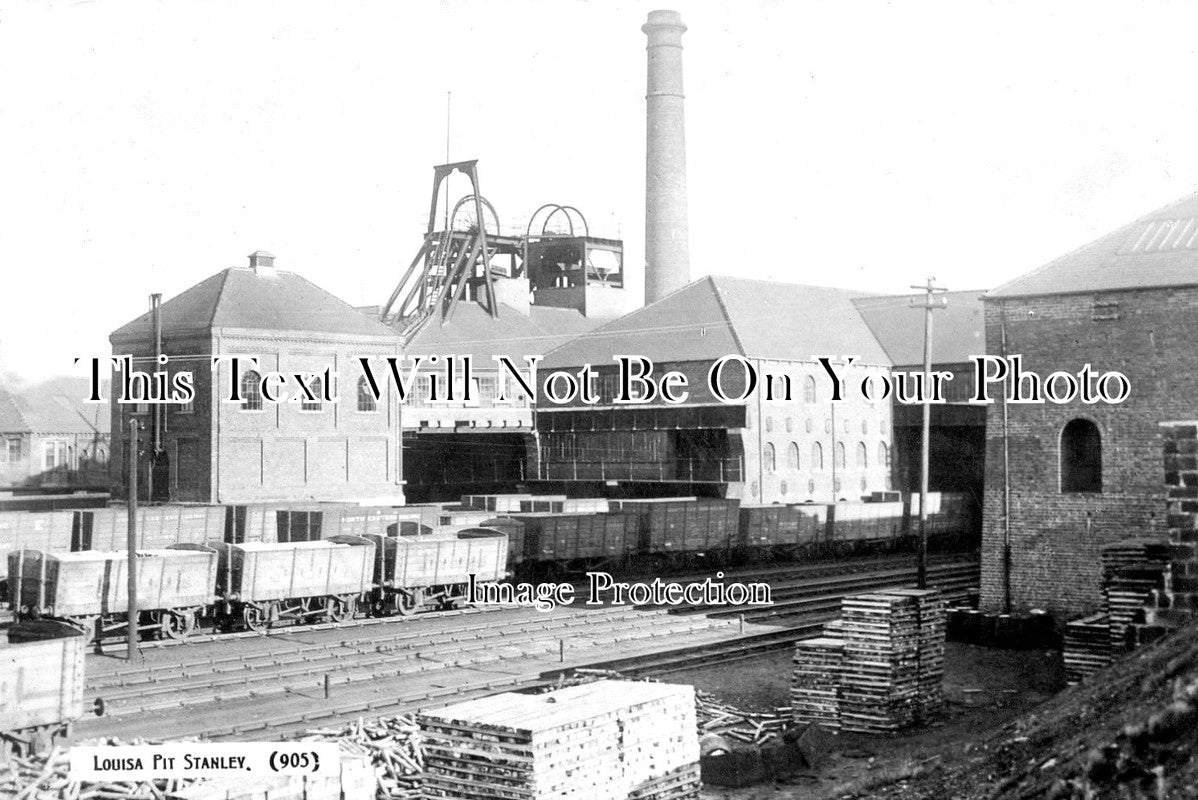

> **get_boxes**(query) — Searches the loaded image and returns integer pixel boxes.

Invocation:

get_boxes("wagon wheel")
[161,610,197,640]
[394,589,422,617]
[243,604,271,633]
[326,595,355,624]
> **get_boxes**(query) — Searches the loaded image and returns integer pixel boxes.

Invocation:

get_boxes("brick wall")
[980,287,1198,619]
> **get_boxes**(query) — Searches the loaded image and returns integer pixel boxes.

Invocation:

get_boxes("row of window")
[763,441,889,473]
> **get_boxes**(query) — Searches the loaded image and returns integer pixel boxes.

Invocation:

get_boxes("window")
[862,419,869,434]
[301,377,323,412]
[1061,419,1102,493]
[805,418,813,433]
[780,480,788,496]
[803,376,817,403]
[178,397,195,414]
[877,442,889,470]
[787,442,800,470]
[786,417,793,433]
[764,443,776,473]
[835,442,846,469]
[765,417,773,433]
[357,377,378,412]
[811,442,824,470]
[43,440,69,470]
[241,371,263,411]
[856,442,868,469]
[1,438,18,463]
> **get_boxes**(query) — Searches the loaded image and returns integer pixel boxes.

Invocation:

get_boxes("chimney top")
[642,9,687,35]
[248,250,277,276]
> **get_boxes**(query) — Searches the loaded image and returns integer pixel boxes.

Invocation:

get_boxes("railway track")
[83,548,975,651]
[77,554,978,742]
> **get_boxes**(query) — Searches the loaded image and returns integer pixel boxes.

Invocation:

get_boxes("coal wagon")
[0,627,85,758]
[8,548,218,642]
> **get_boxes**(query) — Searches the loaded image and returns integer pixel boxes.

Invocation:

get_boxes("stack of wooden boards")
[1061,538,1171,685]
[418,680,700,800]
[1063,613,1113,685]
[1100,538,1171,652]
[791,589,945,734]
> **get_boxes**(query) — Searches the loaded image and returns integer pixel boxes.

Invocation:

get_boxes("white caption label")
[69,742,341,779]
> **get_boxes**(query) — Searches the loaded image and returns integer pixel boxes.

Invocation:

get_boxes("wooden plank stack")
[1063,613,1113,684]
[791,636,844,731]
[838,593,921,733]
[797,590,946,734]
[418,680,699,800]
[1100,538,1170,652]
[885,588,947,721]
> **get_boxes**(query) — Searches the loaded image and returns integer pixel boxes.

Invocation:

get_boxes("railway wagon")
[509,512,640,574]
[85,505,227,550]
[826,501,906,546]
[738,505,822,554]
[461,494,610,514]
[7,548,218,642]
[337,529,508,615]
[610,498,741,560]
[0,630,85,758]
[198,540,375,630]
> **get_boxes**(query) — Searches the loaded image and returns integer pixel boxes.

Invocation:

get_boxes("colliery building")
[980,192,1198,619]
[534,276,897,504]
[110,251,404,504]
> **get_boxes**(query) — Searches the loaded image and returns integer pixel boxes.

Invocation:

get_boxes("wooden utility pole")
[127,419,140,662]
[911,278,947,588]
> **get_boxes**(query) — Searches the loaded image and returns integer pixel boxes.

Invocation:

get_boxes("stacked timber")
[838,593,921,733]
[791,636,844,731]
[1100,539,1170,651]
[1063,613,1113,685]
[418,680,699,800]
[884,588,946,721]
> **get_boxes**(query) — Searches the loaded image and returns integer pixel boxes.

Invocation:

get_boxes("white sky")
[3,0,1198,382]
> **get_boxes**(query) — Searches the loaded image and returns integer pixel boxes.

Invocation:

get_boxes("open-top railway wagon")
[333,528,508,616]
[0,626,85,758]
[191,540,377,632]
[8,548,218,643]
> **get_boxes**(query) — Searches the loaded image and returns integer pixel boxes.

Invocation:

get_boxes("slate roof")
[852,290,987,367]
[111,266,399,341]
[0,378,109,435]
[402,302,603,364]
[542,276,892,370]
[989,192,1198,298]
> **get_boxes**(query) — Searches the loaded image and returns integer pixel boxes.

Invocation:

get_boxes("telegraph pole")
[911,278,947,588]
[127,419,140,662]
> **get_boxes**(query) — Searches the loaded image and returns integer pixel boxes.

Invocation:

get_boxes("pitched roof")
[0,378,108,435]
[402,301,603,364]
[989,192,1198,298]
[852,290,987,366]
[111,267,399,341]
[542,276,891,369]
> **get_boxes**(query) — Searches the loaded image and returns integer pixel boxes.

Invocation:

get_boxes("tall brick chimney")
[642,9,691,305]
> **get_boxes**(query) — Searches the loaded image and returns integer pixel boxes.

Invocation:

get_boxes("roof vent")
[248,250,277,276]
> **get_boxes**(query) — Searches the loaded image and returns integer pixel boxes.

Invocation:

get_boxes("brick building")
[110,251,404,504]
[0,378,110,489]
[980,193,1198,619]
[536,276,895,503]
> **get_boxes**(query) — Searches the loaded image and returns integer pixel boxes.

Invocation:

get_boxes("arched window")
[764,443,776,473]
[1061,419,1102,493]
[856,442,867,469]
[765,417,773,433]
[787,442,800,470]
[241,371,263,411]
[804,376,817,403]
[877,442,889,470]
[301,377,324,412]
[811,442,824,470]
[357,377,378,412]
[835,442,846,469]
